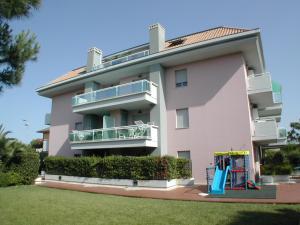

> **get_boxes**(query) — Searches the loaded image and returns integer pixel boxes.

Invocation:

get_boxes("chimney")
[86,47,102,72]
[149,23,165,54]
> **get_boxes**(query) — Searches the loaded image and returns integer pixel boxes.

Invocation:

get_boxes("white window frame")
[176,108,189,129]
[175,69,188,87]
[177,150,191,160]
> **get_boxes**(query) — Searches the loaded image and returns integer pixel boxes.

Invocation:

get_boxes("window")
[176,108,189,128]
[177,151,191,160]
[75,122,83,130]
[168,38,186,47]
[175,69,187,87]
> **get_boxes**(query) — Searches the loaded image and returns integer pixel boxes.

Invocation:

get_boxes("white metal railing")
[72,79,152,106]
[69,124,157,143]
[247,72,272,92]
[91,50,149,72]
[253,119,286,141]
[278,127,287,139]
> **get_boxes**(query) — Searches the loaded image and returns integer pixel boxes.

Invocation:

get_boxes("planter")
[137,179,177,188]
[45,174,133,186]
[261,175,290,184]
[261,175,274,184]
[177,178,194,186]
[273,175,290,183]
[45,174,194,188]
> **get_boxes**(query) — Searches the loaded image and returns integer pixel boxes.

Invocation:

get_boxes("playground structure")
[206,150,258,195]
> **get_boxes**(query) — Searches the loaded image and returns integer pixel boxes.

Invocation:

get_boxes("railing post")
[92,130,95,141]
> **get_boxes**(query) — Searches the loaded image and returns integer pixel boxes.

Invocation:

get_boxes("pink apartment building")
[37,24,286,183]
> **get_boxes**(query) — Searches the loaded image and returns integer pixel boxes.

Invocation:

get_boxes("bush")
[261,164,292,175]
[8,151,40,185]
[286,151,300,167]
[45,157,98,177]
[30,139,43,149]
[176,158,192,178]
[0,172,22,187]
[45,155,192,180]
[274,164,293,175]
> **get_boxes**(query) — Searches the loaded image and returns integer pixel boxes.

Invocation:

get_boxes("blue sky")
[0,0,299,143]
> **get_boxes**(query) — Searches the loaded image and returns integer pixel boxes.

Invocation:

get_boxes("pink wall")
[49,91,83,156]
[165,54,254,183]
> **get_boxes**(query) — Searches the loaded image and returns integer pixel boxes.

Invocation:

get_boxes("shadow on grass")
[222,208,300,225]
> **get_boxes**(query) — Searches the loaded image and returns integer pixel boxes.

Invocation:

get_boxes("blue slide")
[210,166,230,194]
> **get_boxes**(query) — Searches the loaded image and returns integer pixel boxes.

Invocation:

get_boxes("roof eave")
[36,29,261,95]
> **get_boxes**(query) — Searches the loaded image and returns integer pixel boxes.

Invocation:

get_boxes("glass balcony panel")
[72,80,152,106]
[70,125,152,143]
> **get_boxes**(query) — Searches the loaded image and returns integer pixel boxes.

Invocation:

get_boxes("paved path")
[37,181,300,204]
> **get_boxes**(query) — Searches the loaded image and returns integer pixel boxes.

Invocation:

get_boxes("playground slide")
[210,166,230,194]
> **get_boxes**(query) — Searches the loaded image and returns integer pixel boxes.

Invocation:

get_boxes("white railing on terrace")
[69,124,157,143]
[72,79,152,106]
[92,50,149,72]
[247,72,272,92]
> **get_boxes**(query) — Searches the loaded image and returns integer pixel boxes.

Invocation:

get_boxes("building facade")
[37,24,286,183]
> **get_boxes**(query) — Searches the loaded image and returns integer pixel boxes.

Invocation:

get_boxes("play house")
[206,150,258,194]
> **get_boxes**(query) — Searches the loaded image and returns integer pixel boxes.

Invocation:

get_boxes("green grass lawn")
[0,186,299,225]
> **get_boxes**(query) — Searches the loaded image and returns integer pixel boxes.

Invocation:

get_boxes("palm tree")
[0,124,32,164]
[0,124,15,162]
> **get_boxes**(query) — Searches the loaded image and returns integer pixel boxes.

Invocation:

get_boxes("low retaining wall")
[261,175,290,184]
[45,174,194,188]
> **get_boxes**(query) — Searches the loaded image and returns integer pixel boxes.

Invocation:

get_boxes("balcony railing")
[278,128,287,139]
[91,50,149,72]
[248,72,272,93]
[272,80,282,104]
[70,124,157,143]
[72,80,151,106]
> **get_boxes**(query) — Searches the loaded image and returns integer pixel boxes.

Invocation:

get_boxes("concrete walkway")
[37,180,300,204]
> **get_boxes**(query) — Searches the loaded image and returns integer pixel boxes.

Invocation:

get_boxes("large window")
[75,122,83,130]
[177,151,191,160]
[175,69,187,87]
[176,108,189,129]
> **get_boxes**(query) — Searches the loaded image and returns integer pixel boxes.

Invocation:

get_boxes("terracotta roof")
[49,67,85,84]
[165,26,249,49]
[49,26,250,85]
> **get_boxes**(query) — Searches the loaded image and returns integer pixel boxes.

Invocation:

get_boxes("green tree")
[0,0,41,93]
[287,121,300,143]
[0,124,32,164]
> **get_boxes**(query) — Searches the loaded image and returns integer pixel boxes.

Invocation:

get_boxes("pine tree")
[0,0,41,93]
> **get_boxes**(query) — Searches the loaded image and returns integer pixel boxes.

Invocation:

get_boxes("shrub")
[274,164,293,175]
[45,155,192,180]
[261,165,274,175]
[8,151,40,185]
[286,151,300,167]
[176,158,192,178]
[261,163,292,175]
[45,156,98,177]
[0,172,22,187]
[30,139,43,149]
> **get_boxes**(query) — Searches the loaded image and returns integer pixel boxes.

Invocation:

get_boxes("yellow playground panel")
[214,150,249,156]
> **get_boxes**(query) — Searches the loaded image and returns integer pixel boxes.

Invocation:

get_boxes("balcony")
[69,124,158,150]
[72,80,157,114]
[252,119,287,144]
[91,50,149,72]
[248,73,273,107]
[272,80,282,104]
[248,73,283,107]
[258,105,282,122]
[45,113,51,125]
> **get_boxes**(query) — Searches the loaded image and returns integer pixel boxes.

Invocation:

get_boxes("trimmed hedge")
[45,156,192,180]
[8,151,40,185]
[0,172,22,187]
